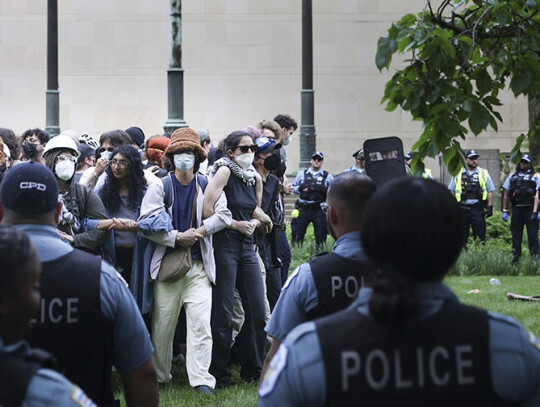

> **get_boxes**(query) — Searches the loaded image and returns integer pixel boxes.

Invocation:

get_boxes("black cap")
[125,126,145,148]
[352,149,364,159]
[521,154,532,163]
[311,151,324,159]
[466,149,479,159]
[0,162,59,215]
[77,142,96,164]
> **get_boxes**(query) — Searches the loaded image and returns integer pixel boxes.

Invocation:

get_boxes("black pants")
[460,205,486,242]
[291,204,328,246]
[115,246,134,287]
[511,205,540,258]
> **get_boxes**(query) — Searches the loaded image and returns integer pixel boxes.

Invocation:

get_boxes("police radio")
[363,137,406,186]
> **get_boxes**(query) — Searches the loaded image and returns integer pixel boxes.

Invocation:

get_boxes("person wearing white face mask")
[42,135,109,251]
[203,130,272,388]
[137,128,232,395]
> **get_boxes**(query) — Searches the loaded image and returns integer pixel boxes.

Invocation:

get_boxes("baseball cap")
[466,149,480,159]
[0,162,59,215]
[256,137,282,154]
[404,151,412,160]
[77,142,96,164]
[521,154,532,163]
[312,151,324,160]
[352,149,364,159]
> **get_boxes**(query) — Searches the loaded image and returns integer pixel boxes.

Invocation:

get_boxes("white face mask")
[55,160,75,181]
[235,152,255,170]
[101,151,112,160]
[282,136,292,146]
[174,153,195,173]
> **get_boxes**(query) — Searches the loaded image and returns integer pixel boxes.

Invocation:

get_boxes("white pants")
[151,260,215,388]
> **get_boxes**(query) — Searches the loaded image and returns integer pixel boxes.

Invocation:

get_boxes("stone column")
[46,0,60,136]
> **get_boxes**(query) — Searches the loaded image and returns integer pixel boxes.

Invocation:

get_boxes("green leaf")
[468,103,491,135]
[462,97,474,112]
[397,13,417,28]
[474,69,492,96]
[510,70,532,95]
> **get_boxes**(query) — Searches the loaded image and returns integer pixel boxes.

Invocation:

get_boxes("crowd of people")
[1,119,540,406]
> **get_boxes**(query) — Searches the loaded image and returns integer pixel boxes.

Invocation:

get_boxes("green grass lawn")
[113,222,540,406]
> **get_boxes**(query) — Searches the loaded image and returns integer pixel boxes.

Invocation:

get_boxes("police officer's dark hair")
[361,177,465,322]
[0,225,36,288]
[21,128,50,146]
[273,114,298,131]
[328,172,375,226]
[218,131,254,157]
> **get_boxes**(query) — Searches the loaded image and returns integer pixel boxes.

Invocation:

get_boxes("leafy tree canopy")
[376,0,540,175]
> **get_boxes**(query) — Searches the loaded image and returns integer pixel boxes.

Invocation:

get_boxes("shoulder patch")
[259,344,289,398]
[71,386,97,407]
[282,267,300,291]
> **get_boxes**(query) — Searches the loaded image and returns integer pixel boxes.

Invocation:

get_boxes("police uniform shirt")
[292,167,334,205]
[16,224,154,373]
[448,167,496,205]
[0,338,96,407]
[259,282,540,406]
[502,172,540,192]
[265,231,366,342]
[344,166,365,175]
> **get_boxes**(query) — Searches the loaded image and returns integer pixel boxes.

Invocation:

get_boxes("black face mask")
[0,162,6,174]
[264,154,280,171]
[22,141,39,159]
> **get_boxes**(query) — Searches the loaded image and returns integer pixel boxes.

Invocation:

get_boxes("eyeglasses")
[236,145,258,154]
[56,155,77,164]
[26,137,40,144]
[312,157,323,162]
[320,202,331,214]
[110,159,129,168]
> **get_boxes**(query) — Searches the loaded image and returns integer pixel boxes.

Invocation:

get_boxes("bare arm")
[121,358,159,407]
[255,173,263,207]
[487,191,493,207]
[502,190,510,212]
[203,166,230,219]
[534,191,539,213]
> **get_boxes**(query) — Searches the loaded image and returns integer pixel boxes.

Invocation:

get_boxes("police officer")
[291,151,334,246]
[501,154,540,263]
[0,224,96,407]
[259,178,540,406]
[261,172,376,379]
[448,149,495,242]
[404,151,433,179]
[344,149,366,174]
[0,162,158,407]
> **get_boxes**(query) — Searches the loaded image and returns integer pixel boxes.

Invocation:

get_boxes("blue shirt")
[448,167,496,205]
[293,167,334,204]
[15,224,154,373]
[265,231,365,341]
[0,337,96,407]
[259,282,540,406]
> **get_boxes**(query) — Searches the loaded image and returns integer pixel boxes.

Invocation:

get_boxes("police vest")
[0,348,58,407]
[315,301,519,407]
[455,168,488,202]
[26,249,115,407]
[307,252,376,320]
[509,170,537,206]
[299,170,329,202]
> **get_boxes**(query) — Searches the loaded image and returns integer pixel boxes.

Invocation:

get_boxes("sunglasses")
[97,147,115,153]
[236,145,258,154]
[312,156,323,162]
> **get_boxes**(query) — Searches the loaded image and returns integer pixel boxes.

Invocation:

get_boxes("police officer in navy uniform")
[0,224,96,407]
[291,151,334,246]
[261,172,376,379]
[448,149,495,242]
[0,162,159,407]
[502,154,540,263]
[259,178,540,406]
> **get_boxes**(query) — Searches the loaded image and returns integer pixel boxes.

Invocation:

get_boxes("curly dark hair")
[0,128,21,160]
[0,225,37,287]
[100,145,147,214]
[21,128,50,145]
